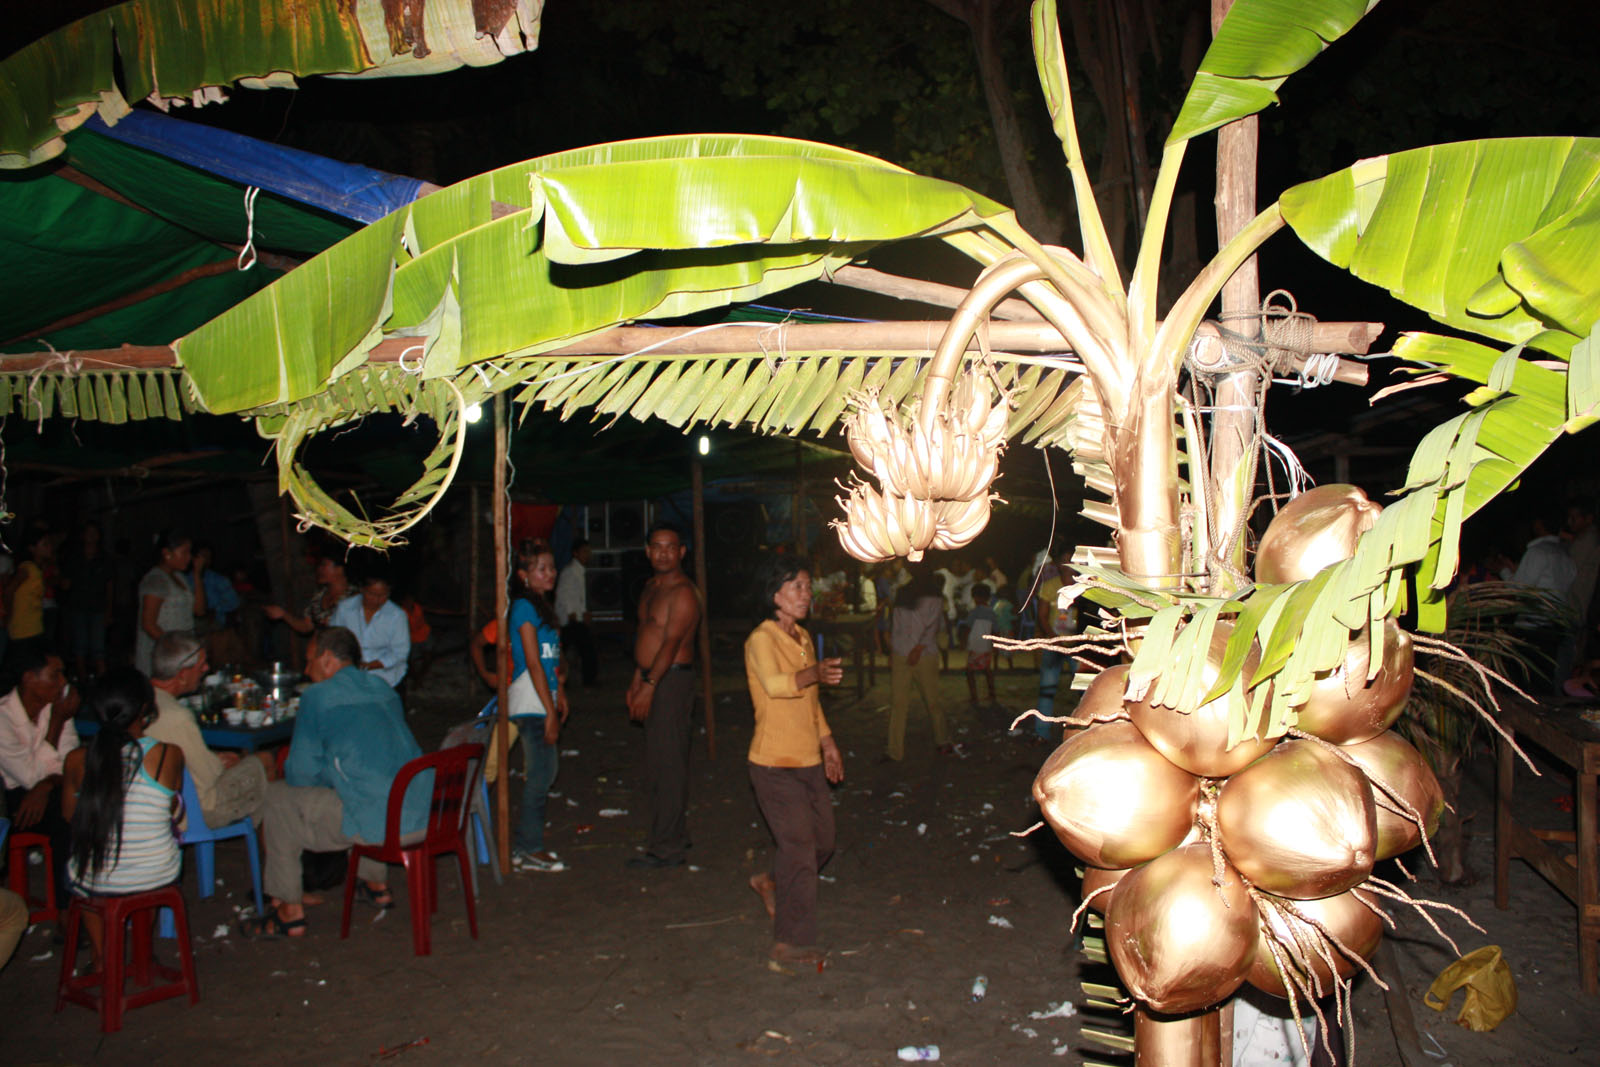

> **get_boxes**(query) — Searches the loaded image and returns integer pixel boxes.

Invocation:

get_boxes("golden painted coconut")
[1294,621,1415,745]
[1106,844,1256,1014]
[1341,730,1445,860]
[1126,622,1275,778]
[1255,484,1382,585]
[1081,864,1133,915]
[1032,720,1200,870]
[1216,739,1377,899]
[1245,887,1385,998]
[1075,664,1131,723]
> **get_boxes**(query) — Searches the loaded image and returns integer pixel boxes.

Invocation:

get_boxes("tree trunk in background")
[925,0,1064,245]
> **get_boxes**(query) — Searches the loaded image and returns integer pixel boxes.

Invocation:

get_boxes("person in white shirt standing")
[555,540,599,687]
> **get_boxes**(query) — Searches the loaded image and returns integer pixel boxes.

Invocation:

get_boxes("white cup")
[224,709,246,726]
[244,709,266,728]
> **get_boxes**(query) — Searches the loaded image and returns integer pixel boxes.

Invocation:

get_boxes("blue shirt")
[186,569,240,625]
[509,597,560,717]
[285,666,428,843]
[329,595,411,687]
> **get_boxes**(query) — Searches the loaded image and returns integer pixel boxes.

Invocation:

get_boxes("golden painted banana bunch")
[833,375,1008,562]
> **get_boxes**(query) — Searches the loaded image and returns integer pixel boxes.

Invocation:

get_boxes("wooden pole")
[691,451,714,759]
[793,441,805,553]
[279,494,301,668]
[1206,0,1263,594]
[468,483,481,627]
[492,393,513,869]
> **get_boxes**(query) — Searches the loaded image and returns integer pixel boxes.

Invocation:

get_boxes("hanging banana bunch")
[832,369,1009,562]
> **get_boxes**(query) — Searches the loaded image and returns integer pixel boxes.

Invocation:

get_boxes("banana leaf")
[177,135,1012,414]
[1167,0,1379,145]
[0,0,542,169]
[1280,138,1600,358]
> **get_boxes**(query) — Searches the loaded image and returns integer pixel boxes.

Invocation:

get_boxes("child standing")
[960,583,999,707]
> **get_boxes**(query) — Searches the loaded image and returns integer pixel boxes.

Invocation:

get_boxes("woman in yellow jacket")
[743,555,844,966]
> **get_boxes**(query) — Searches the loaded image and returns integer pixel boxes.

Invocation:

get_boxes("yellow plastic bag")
[1423,945,1517,1032]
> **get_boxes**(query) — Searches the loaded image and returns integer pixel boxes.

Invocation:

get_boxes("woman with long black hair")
[61,668,185,971]
[506,539,569,872]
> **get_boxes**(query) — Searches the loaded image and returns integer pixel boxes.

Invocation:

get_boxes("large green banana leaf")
[177,135,1013,414]
[1167,0,1379,145]
[0,0,542,169]
[1281,139,1600,359]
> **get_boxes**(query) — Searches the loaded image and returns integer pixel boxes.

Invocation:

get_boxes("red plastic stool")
[55,886,199,1032]
[6,831,59,924]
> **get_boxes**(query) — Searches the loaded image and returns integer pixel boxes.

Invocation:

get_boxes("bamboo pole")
[691,452,714,759]
[492,393,512,869]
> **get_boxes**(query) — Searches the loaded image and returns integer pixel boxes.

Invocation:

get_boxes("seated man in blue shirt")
[241,626,428,939]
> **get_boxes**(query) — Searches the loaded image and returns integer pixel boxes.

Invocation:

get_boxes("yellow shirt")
[8,562,43,640]
[744,620,832,768]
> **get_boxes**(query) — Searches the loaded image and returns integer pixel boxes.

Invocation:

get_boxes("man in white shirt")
[328,573,410,689]
[0,648,79,912]
[555,540,598,687]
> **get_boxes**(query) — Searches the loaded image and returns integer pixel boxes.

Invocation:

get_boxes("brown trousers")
[644,668,695,861]
[748,762,835,947]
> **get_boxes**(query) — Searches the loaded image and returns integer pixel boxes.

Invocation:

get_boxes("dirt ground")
[3,628,1597,1065]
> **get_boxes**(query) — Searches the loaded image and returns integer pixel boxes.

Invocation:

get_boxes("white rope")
[396,344,426,374]
[237,186,261,271]
[1261,431,1313,498]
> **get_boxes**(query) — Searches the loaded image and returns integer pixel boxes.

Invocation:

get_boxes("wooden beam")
[0,319,1382,379]
[493,393,513,870]
[691,453,714,759]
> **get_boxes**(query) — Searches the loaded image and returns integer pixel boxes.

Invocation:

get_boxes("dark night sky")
[7,0,1600,550]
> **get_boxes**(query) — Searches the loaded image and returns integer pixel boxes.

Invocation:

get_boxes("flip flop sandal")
[354,882,396,910]
[239,911,308,940]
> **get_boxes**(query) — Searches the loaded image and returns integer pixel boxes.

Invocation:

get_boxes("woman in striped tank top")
[62,668,185,972]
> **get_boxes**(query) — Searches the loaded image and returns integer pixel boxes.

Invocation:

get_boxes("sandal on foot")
[239,911,307,940]
[354,882,396,910]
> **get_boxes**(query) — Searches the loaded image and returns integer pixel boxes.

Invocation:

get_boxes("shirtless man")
[625,523,702,869]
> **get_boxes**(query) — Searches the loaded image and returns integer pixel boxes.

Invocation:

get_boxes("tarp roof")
[0,109,864,504]
[1,109,384,353]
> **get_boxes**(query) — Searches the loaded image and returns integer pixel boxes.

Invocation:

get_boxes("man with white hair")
[144,631,275,827]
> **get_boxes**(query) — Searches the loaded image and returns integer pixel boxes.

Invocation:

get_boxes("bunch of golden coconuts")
[1033,486,1446,1013]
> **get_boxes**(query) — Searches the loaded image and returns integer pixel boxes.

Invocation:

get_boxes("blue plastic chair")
[445,702,501,890]
[160,769,264,937]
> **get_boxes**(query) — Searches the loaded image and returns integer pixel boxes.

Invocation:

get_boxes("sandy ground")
[3,631,1597,1065]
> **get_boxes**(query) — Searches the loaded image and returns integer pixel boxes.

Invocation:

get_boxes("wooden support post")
[468,483,481,627]
[793,441,805,553]
[493,394,513,870]
[279,494,301,667]
[692,452,714,759]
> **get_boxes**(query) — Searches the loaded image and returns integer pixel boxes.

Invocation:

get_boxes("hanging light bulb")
[465,402,483,423]
[697,435,711,456]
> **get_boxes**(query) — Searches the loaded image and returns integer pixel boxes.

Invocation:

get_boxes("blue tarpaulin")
[85,109,427,224]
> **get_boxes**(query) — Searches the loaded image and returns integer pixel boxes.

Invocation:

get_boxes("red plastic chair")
[6,830,59,924]
[55,884,199,1032]
[340,744,485,956]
